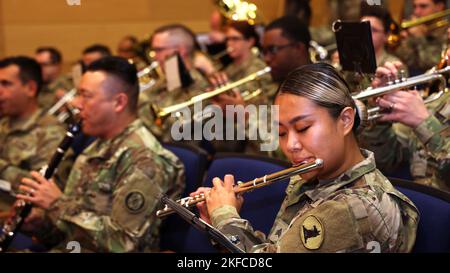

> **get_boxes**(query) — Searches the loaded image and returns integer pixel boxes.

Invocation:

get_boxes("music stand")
[158,194,245,254]
[333,20,377,75]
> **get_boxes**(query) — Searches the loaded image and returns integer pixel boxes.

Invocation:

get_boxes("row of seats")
[160,142,450,253]
[6,142,450,253]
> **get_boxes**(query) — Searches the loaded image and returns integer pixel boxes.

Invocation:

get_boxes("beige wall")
[0,0,284,69]
[0,0,406,68]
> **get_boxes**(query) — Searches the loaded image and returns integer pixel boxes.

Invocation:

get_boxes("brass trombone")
[353,66,450,121]
[138,61,161,92]
[151,66,271,121]
[156,159,324,218]
[388,9,450,48]
[400,9,450,30]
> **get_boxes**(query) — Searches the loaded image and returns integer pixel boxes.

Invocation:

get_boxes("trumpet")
[353,66,450,120]
[138,61,161,92]
[156,159,324,218]
[151,66,271,121]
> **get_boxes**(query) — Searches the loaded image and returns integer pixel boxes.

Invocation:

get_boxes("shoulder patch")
[300,215,324,250]
[125,191,146,213]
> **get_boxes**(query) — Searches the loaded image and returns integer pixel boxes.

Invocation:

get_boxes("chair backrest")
[181,153,290,253]
[390,178,450,253]
[159,142,209,253]
[162,142,209,195]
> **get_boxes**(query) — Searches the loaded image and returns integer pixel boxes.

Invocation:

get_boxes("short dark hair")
[151,24,200,54]
[360,2,395,33]
[265,16,311,48]
[35,47,63,64]
[283,0,312,26]
[432,0,447,7]
[0,56,43,95]
[85,56,139,114]
[82,44,112,57]
[226,20,261,48]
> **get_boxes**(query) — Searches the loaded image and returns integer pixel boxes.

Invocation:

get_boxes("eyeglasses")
[262,43,296,56]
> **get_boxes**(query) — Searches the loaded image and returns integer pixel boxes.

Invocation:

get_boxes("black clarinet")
[0,123,81,252]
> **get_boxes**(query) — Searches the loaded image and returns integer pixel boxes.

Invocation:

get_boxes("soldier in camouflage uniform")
[0,57,65,208]
[193,64,419,253]
[209,17,312,157]
[35,47,74,111]
[360,61,450,192]
[207,21,277,154]
[394,0,448,74]
[17,57,185,252]
[138,24,210,143]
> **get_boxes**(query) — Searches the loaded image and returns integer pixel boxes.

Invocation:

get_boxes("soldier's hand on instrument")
[205,175,243,217]
[191,187,212,224]
[372,61,403,88]
[376,90,430,127]
[209,72,229,88]
[16,171,62,210]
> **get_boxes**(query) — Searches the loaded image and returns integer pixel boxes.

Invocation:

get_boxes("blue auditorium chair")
[159,142,209,253]
[181,153,290,253]
[390,178,450,253]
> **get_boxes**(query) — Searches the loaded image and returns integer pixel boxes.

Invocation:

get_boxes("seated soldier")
[0,56,65,211]
[360,61,450,192]
[35,47,74,111]
[394,0,447,75]
[193,63,419,253]
[138,24,211,143]
[17,57,185,252]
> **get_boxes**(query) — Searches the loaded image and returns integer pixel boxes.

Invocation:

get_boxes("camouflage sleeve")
[413,114,450,182]
[210,205,271,253]
[394,36,443,72]
[359,123,410,174]
[0,125,65,192]
[45,148,175,252]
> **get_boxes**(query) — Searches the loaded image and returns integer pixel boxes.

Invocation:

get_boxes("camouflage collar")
[3,108,45,133]
[85,119,142,159]
[303,149,377,202]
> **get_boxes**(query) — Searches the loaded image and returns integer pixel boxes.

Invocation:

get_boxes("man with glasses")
[394,0,447,74]
[262,16,311,84]
[35,47,74,110]
[138,24,210,142]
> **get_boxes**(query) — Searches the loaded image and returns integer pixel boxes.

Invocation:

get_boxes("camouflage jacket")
[210,150,419,253]
[212,54,279,156]
[41,119,185,252]
[394,27,447,74]
[0,109,65,193]
[360,92,450,191]
[138,69,209,143]
[38,74,74,111]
